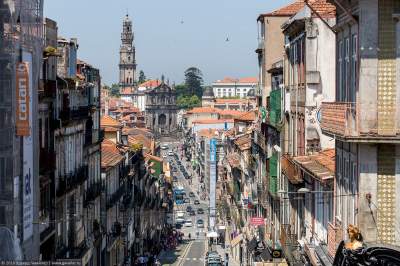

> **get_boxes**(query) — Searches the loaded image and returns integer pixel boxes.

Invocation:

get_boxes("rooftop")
[214,77,258,84]
[258,0,306,19]
[235,110,257,122]
[139,80,162,88]
[187,107,221,114]
[193,118,234,124]
[293,148,335,181]
[101,115,121,128]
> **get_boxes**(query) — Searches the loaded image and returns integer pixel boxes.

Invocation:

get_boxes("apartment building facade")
[319,0,400,263]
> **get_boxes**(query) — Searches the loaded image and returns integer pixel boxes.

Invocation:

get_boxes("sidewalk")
[214,244,240,266]
[158,242,188,266]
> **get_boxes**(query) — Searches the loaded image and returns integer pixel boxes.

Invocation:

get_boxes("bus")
[174,186,185,205]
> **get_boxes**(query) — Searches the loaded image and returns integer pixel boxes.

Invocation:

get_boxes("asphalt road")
[160,139,210,265]
[181,240,206,266]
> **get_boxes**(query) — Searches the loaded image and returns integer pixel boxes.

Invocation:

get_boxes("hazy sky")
[45,0,291,85]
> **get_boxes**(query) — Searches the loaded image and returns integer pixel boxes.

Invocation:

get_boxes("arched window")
[126,77,129,83]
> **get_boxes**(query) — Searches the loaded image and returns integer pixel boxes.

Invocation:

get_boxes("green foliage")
[109,83,120,97]
[138,70,146,84]
[175,84,188,97]
[177,95,201,109]
[184,67,203,98]
[131,143,143,152]
[221,96,240,99]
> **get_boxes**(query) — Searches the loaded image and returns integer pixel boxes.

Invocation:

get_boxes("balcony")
[83,181,102,207]
[106,185,125,209]
[253,129,266,152]
[281,154,302,184]
[321,102,400,142]
[39,148,56,174]
[327,222,343,258]
[39,79,57,99]
[60,106,89,121]
[56,166,88,197]
[280,224,301,264]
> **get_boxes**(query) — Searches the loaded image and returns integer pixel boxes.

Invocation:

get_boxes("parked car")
[184,198,190,204]
[168,151,174,156]
[194,199,200,205]
[161,145,168,150]
[190,210,196,216]
[186,205,192,212]
[189,192,195,197]
[184,219,193,227]
[197,208,204,214]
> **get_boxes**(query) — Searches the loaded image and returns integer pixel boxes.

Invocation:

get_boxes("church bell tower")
[119,14,136,88]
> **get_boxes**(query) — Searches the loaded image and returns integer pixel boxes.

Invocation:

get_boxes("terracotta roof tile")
[234,134,251,150]
[103,126,118,132]
[193,119,234,124]
[260,0,306,17]
[120,87,135,95]
[293,148,335,181]
[214,77,258,84]
[218,109,246,118]
[214,99,249,104]
[309,0,336,19]
[101,115,121,128]
[101,140,123,168]
[226,153,241,168]
[187,107,221,114]
[139,80,162,88]
[235,110,257,121]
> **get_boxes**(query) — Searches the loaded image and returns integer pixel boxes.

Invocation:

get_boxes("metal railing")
[56,165,88,197]
[83,181,102,207]
[106,185,126,209]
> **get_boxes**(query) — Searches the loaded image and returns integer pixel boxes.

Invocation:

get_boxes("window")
[345,38,350,101]
[350,34,358,102]
[338,41,343,101]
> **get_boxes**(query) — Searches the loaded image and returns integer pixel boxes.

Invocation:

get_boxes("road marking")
[178,241,194,266]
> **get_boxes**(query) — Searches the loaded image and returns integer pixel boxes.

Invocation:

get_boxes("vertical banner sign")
[209,138,217,229]
[21,55,33,241]
[16,62,30,136]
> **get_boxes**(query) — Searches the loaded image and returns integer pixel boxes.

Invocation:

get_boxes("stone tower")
[119,14,136,88]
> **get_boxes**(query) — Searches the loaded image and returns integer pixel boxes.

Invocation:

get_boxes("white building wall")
[192,122,234,134]
[212,83,257,98]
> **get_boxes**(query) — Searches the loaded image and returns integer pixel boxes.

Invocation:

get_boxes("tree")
[184,67,203,98]
[110,83,120,97]
[138,70,146,84]
[177,95,201,109]
[175,84,188,97]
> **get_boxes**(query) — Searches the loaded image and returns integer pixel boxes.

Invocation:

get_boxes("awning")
[230,233,243,247]
[207,231,218,238]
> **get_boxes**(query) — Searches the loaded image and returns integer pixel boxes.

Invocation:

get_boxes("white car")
[184,219,193,227]
[161,145,169,150]
[168,151,174,156]
[162,155,167,159]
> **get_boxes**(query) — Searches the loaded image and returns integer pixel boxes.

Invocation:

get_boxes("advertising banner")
[16,62,30,136]
[22,54,33,241]
[250,217,265,226]
[209,138,217,228]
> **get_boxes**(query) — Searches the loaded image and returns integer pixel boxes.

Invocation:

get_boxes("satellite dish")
[0,227,22,260]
